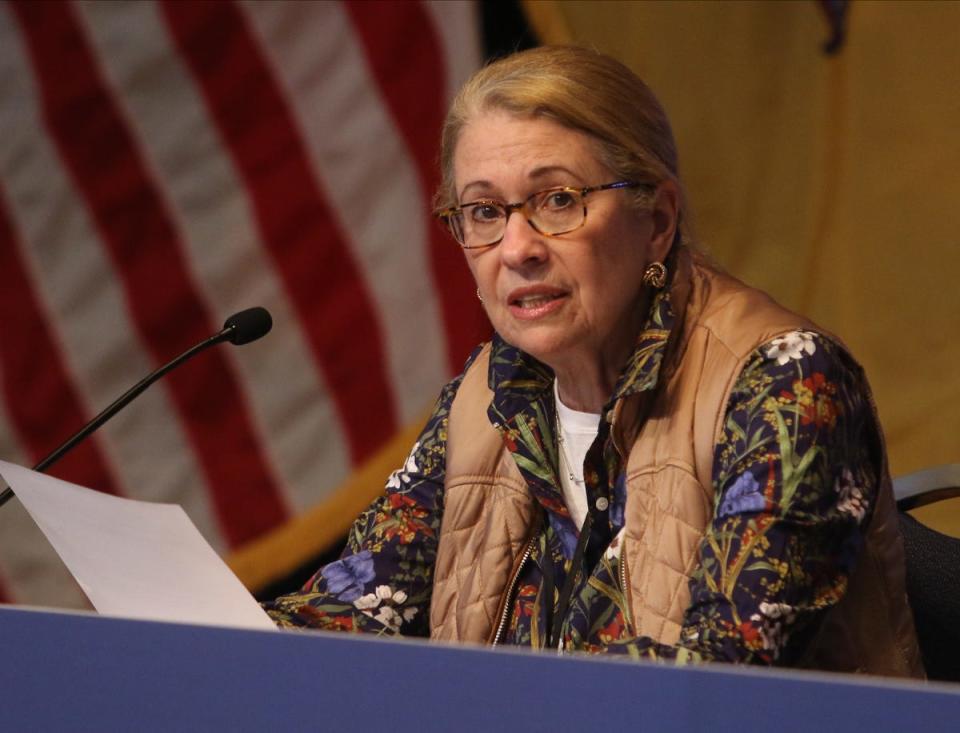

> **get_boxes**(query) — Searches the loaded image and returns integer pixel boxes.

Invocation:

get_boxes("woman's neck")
[554,381,606,413]
[551,292,652,413]
[553,357,620,413]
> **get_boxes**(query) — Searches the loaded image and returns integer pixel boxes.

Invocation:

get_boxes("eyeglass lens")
[454,188,586,248]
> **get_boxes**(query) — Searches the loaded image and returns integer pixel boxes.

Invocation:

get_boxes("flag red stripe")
[10,1,288,547]
[344,0,490,371]
[161,0,399,463]
[0,183,122,497]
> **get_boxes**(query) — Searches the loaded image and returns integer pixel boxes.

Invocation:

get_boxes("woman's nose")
[498,211,548,269]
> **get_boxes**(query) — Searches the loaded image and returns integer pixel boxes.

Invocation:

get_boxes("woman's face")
[453,110,672,376]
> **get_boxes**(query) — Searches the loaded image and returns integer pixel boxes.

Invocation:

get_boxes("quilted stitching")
[432,477,534,642]
[620,461,712,643]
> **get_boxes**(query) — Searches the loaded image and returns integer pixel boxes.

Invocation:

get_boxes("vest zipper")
[491,533,537,647]
[619,539,635,632]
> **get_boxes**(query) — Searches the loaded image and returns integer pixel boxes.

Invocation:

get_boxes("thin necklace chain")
[555,409,582,485]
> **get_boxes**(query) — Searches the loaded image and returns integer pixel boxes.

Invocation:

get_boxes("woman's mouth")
[513,294,561,308]
[507,288,567,319]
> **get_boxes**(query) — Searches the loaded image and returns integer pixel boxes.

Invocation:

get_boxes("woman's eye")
[470,204,503,223]
[543,191,576,210]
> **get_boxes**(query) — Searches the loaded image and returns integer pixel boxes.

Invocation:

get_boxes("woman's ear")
[648,180,681,262]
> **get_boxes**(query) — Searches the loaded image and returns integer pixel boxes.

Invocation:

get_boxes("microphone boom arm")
[0,307,271,508]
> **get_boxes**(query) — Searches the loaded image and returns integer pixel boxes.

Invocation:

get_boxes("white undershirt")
[554,379,601,528]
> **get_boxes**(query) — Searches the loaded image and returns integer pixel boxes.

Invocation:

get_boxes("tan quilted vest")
[430,254,923,677]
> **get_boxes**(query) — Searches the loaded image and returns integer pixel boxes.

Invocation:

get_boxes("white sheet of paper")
[0,460,275,631]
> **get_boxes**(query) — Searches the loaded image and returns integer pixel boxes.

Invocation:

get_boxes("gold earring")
[642,262,667,289]
[476,287,483,303]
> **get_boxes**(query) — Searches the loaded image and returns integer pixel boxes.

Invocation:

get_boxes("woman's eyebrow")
[527,164,581,181]
[458,179,497,201]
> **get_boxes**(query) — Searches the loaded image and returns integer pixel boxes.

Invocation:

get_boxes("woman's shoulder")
[417,342,493,460]
[443,341,507,476]
[686,258,848,366]
[735,329,868,399]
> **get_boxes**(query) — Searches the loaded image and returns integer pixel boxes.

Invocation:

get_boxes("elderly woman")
[266,46,922,675]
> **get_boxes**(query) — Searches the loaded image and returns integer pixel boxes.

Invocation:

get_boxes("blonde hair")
[437,45,690,245]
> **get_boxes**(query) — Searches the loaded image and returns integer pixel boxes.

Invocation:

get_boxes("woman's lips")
[506,287,567,320]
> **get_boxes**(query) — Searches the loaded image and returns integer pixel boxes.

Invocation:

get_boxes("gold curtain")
[527,0,960,532]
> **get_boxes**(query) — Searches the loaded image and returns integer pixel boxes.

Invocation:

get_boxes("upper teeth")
[516,294,556,307]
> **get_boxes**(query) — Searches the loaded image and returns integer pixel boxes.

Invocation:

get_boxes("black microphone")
[0,307,273,508]
[223,306,272,345]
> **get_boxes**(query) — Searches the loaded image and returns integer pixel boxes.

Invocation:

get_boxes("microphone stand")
[0,308,270,508]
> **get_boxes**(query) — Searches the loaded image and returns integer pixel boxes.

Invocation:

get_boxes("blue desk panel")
[0,606,957,732]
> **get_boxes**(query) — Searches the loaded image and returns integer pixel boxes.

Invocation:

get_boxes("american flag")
[0,0,488,606]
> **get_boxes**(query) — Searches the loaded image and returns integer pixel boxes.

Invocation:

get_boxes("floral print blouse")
[264,286,883,666]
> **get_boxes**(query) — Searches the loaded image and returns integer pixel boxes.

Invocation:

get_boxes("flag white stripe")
[0,395,28,472]
[0,398,87,606]
[242,0,450,424]
[0,491,90,608]
[76,0,351,514]
[0,7,222,549]
[425,1,484,106]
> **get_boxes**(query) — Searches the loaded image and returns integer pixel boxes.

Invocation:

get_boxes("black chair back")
[897,512,960,681]
[893,465,960,682]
